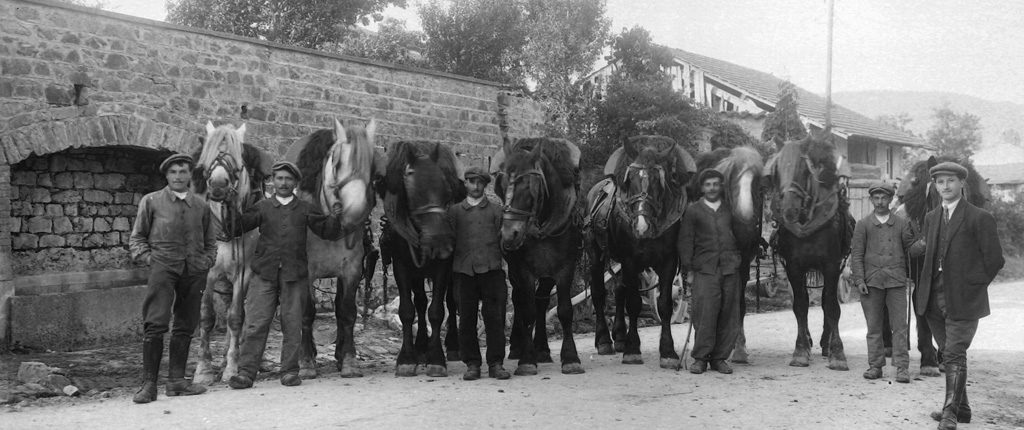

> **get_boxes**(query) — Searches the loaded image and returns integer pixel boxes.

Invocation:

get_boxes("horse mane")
[613,135,690,189]
[800,135,838,189]
[296,129,335,193]
[508,137,579,187]
[902,155,987,224]
[689,147,733,196]
[189,124,250,195]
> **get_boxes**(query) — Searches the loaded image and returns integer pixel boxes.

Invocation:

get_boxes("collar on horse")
[773,154,842,238]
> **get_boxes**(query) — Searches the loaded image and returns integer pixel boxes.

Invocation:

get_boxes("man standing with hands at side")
[678,168,742,375]
[129,154,217,403]
[850,181,915,383]
[910,162,1004,430]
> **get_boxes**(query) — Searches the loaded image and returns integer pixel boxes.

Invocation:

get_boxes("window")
[886,146,894,177]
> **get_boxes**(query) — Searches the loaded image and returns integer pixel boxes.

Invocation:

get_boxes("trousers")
[236,272,309,378]
[456,270,508,366]
[142,263,207,338]
[690,270,741,361]
[924,276,978,367]
[861,286,909,369]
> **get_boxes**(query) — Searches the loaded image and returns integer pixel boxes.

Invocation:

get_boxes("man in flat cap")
[850,180,916,383]
[910,161,1004,429]
[447,166,511,380]
[225,161,345,389]
[678,168,742,374]
[129,153,217,403]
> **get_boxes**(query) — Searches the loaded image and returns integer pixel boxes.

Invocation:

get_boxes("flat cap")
[463,166,490,183]
[929,161,968,180]
[697,168,725,184]
[271,161,302,181]
[867,181,895,197]
[159,153,194,174]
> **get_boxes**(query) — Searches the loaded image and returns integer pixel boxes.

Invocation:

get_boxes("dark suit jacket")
[914,200,1004,320]
[677,199,741,275]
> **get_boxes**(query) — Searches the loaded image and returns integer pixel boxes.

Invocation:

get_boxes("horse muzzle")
[500,222,527,252]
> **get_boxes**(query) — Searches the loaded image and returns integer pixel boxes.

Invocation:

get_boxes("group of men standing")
[129,152,1003,429]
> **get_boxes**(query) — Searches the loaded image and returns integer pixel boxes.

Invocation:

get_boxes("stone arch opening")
[10,146,171,275]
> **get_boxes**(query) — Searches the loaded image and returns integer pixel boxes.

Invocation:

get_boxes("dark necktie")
[943,206,950,224]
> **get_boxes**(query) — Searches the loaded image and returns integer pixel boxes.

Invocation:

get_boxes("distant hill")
[833,90,1024,165]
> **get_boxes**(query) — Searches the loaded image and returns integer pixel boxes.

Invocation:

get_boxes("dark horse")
[377,140,465,377]
[766,135,852,370]
[689,146,765,363]
[889,155,989,376]
[492,137,584,375]
[587,135,696,368]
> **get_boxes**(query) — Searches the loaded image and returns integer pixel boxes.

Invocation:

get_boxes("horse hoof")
[731,350,750,364]
[659,358,680,369]
[299,366,318,380]
[920,366,941,377]
[508,351,521,360]
[537,353,554,364]
[425,365,447,377]
[622,354,644,365]
[789,356,810,367]
[514,364,538,376]
[613,342,625,353]
[827,359,849,371]
[446,350,461,362]
[395,364,418,377]
[596,343,615,355]
[561,363,585,375]
[192,370,218,386]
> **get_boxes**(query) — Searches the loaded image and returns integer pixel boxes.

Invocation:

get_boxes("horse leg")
[424,265,449,377]
[822,266,848,371]
[509,267,538,376]
[193,277,218,385]
[394,264,418,377]
[297,281,319,379]
[334,269,363,378]
[621,264,644,365]
[913,288,941,376]
[788,269,812,367]
[507,313,522,360]
[612,281,627,353]
[444,274,460,362]
[881,304,893,358]
[222,267,250,381]
[413,277,429,365]
[656,259,680,369]
[533,278,554,364]
[556,267,584,374]
[591,253,614,355]
[732,259,751,364]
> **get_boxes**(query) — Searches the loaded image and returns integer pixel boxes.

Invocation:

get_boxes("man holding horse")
[850,181,915,383]
[447,166,511,381]
[910,161,1004,429]
[129,153,217,403]
[224,161,344,389]
[678,168,742,375]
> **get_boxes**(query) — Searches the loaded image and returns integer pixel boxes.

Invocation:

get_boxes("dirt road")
[3,281,1023,430]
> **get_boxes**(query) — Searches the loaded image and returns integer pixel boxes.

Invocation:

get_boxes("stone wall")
[10,147,166,275]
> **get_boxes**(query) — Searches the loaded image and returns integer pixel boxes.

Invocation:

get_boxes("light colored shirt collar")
[275,195,295,206]
[466,195,485,207]
[703,198,722,211]
[171,190,188,201]
[943,197,961,216]
[874,213,890,224]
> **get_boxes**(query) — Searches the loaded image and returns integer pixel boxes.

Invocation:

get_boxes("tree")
[926,104,982,160]
[166,0,404,50]
[760,81,807,146]
[521,0,610,137]
[418,0,529,85]
[330,18,425,66]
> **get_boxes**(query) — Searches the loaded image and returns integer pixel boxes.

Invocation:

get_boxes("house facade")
[585,47,929,181]
[977,163,1024,202]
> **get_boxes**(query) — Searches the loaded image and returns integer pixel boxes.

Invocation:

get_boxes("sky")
[101,0,1024,105]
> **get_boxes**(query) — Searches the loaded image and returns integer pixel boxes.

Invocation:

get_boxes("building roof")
[667,48,928,148]
[976,163,1024,185]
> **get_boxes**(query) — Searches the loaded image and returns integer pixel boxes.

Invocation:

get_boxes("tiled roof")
[976,163,1024,185]
[667,47,927,148]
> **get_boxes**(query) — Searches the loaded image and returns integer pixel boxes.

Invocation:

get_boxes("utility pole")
[825,0,835,130]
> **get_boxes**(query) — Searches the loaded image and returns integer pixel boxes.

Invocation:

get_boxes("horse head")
[194,122,249,206]
[771,135,840,226]
[497,141,550,251]
[321,119,378,227]
[616,136,690,239]
[384,141,463,261]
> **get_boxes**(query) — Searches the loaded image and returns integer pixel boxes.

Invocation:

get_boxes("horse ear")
[624,138,638,159]
[334,119,347,144]
[927,155,937,169]
[205,121,216,136]
[430,142,442,162]
[530,141,543,159]
[236,123,246,140]
[366,118,377,143]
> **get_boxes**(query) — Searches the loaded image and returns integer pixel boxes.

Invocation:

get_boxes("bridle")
[620,162,665,220]
[206,151,242,199]
[502,166,548,229]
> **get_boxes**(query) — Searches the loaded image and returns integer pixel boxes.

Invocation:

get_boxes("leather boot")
[934,363,967,430]
[133,337,163,404]
[165,335,207,396]
[932,386,971,423]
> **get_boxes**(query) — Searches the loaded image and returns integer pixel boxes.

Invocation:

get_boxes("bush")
[989,191,1024,256]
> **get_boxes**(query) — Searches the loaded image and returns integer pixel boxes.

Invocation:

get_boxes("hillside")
[833,91,1024,165]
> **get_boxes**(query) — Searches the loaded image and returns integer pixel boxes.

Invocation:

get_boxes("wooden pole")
[825,0,835,130]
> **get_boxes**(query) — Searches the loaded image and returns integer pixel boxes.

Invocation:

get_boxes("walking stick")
[676,274,693,371]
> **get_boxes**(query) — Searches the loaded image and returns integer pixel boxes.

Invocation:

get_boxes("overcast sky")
[104,0,1024,104]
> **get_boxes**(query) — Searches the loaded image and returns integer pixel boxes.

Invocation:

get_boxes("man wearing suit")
[910,161,1004,430]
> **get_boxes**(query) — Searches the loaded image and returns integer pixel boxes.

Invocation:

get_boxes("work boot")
[463,364,481,381]
[228,374,254,389]
[932,371,971,424]
[133,337,163,404]
[934,363,967,430]
[710,360,733,374]
[165,335,206,396]
[280,373,302,387]
[862,367,883,380]
[895,367,910,384]
[488,363,511,380]
[689,359,707,374]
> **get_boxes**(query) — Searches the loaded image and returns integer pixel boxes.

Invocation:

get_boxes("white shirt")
[171,190,188,201]
[466,195,485,207]
[942,197,961,219]
[874,213,890,224]
[275,195,295,206]
[703,198,722,211]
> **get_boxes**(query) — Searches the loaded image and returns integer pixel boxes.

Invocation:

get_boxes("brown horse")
[587,135,696,368]
[191,122,275,385]
[765,134,852,370]
[492,137,584,375]
[284,119,383,379]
